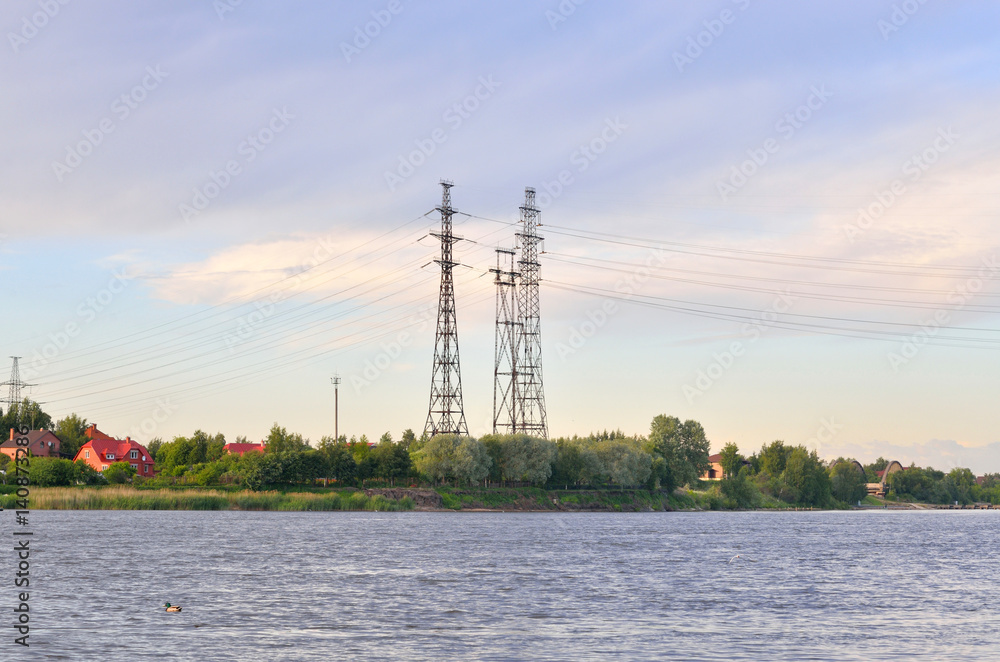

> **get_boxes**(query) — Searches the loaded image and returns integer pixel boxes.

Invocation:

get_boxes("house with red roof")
[73,424,155,477]
[223,441,265,456]
[1,429,61,461]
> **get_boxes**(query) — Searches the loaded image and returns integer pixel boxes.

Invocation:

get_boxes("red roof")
[1,429,61,458]
[85,424,115,441]
[707,453,722,462]
[76,437,153,465]
[224,442,264,456]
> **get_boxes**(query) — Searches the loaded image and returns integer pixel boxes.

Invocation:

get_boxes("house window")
[85,450,90,459]
[102,465,109,470]
[130,450,138,459]
[131,464,138,470]
[106,453,115,460]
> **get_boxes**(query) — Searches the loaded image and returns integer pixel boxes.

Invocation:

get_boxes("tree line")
[3,401,997,507]
[708,441,1000,508]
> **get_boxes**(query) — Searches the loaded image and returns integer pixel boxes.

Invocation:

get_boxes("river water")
[8,510,998,660]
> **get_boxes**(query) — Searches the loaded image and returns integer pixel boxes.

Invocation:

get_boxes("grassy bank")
[434,487,675,511]
[0,486,414,511]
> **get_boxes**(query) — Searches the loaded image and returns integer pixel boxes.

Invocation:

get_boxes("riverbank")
[0,486,414,511]
[3,485,995,511]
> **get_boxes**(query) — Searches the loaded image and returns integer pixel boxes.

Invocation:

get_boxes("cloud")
[823,437,1000,475]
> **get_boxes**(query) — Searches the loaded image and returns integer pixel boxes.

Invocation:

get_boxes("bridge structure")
[866,460,904,496]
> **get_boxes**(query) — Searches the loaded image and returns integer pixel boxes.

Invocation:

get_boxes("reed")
[0,487,414,511]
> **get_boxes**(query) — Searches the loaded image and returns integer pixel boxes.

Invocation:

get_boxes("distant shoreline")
[4,486,997,512]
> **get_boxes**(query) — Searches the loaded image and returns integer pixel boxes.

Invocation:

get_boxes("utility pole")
[515,188,548,439]
[331,375,341,441]
[492,247,520,434]
[424,180,469,437]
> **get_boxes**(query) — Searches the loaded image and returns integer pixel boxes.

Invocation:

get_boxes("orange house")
[701,453,725,481]
[1,429,61,461]
[73,424,155,477]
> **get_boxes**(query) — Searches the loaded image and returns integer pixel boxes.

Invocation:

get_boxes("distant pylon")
[1,357,31,425]
[424,181,469,437]
[515,187,548,439]
[492,247,520,434]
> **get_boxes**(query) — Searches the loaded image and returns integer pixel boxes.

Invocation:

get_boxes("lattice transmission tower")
[424,181,469,437]
[515,188,548,438]
[491,247,520,434]
[1,356,30,424]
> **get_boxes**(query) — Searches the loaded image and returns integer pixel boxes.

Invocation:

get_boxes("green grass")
[431,486,673,511]
[0,486,414,511]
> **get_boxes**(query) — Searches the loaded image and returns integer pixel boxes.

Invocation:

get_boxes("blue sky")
[3,1,1000,472]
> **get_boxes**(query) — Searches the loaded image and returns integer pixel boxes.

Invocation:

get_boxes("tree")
[104,461,137,484]
[719,442,743,479]
[31,457,76,487]
[372,438,412,484]
[239,451,280,490]
[520,437,556,485]
[351,437,375,482]
[318,436,357,483]
[781,447,831,506]
[480,434,505,483]
[944,468,976,505]
[399,428,417,450]
[551,439,585,487]
[648,415,711,491]
[452,437,492,485]
[54,413,89,458]
[720,467,759,509]
[596,438,651,487]
[146,437,164,462]
[830,460,868,504]
[74,460,105,485]
[412,434,492,485]
[412,434,461,483]
[264,423,309,453]
[292,450,328,484]
[759,440,791,477]
[1,399,53,433]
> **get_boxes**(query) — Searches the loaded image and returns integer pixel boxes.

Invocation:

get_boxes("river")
[10,510,998,660]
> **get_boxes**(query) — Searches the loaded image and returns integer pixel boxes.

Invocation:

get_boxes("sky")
[2,1,999,472]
